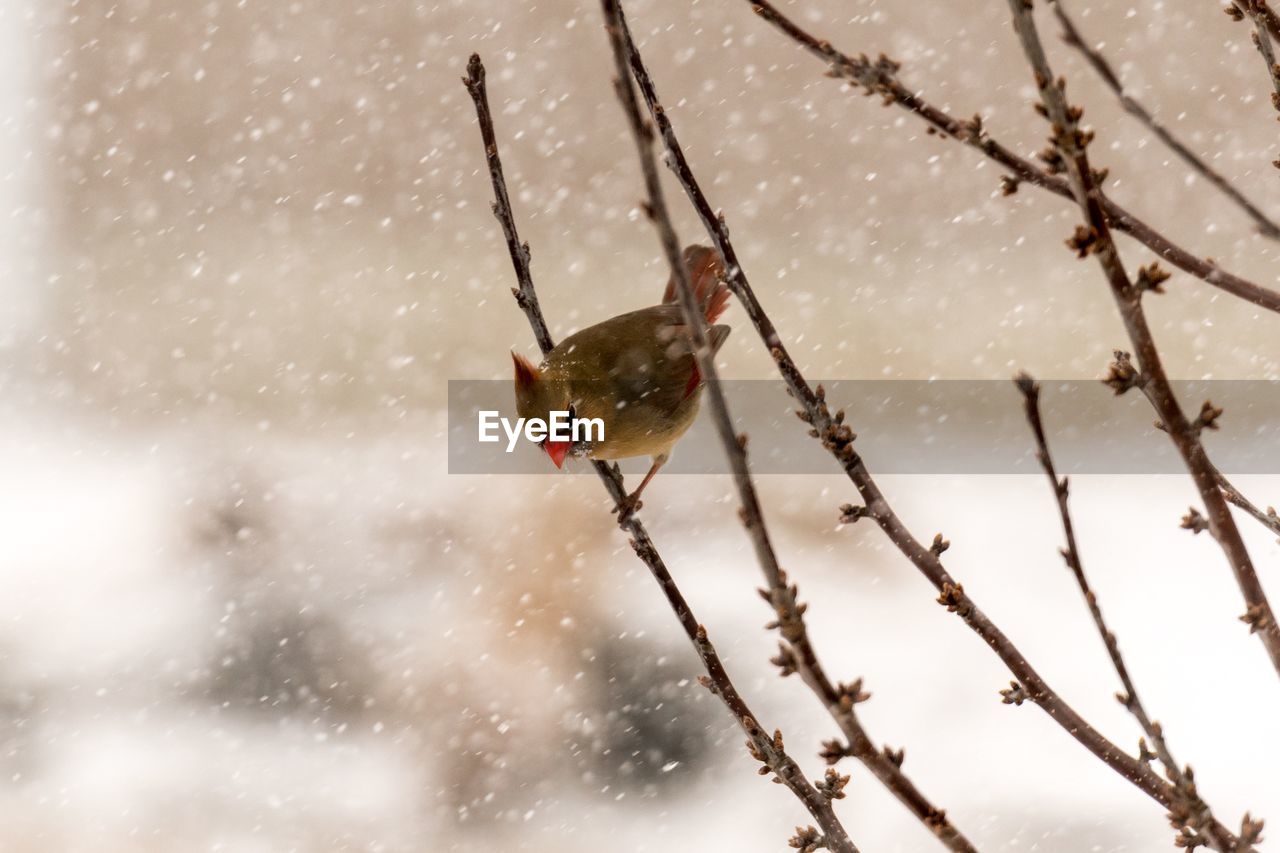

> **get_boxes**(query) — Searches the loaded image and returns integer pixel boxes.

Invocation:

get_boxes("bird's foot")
[612,494,643,520]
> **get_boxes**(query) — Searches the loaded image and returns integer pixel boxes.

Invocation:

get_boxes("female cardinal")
[512,245,731,513]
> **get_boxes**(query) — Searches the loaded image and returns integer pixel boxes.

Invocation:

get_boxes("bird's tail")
[663,245,730,324]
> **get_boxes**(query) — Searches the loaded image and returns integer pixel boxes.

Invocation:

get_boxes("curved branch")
[744,0,1280,315]
[1017,374,1252,852]
[464,52,857,853]
[600,3,863,846]
[629,3,1255,848]
[1002,0,1280,685]
[1052,0,1280,239]
[1213,463,1280,540]
[1227,1,1280,121]
[611,7,978,851]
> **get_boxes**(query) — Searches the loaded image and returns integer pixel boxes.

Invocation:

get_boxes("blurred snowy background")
[1,0,1279,850]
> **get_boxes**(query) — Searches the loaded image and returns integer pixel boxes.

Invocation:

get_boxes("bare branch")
[743,0,1280,710]
[1052,0,1280,238]
[1225,1,1280,143]
[611,8,977,851]
[602,2,1264,847]
[461,56,553,355]
[1213,464,1280,540]
[743,0,1280,315]
[998,0,1280,685]
[599,3,864,847]
[1104,345,1280,541]
[464,51,857,853]
[1016,373,1248,853]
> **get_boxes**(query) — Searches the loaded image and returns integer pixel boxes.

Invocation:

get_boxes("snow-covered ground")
[0,398,1276,850]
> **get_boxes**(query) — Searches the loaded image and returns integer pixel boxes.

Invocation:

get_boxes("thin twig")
[611,7,977,851]
[1002,0,1280,684]
[599,4,862,847]
[744,0,1280,315]
[744,0,1280,697]
[1227,0,1280,186]
[1248,0,1280,42]
[1115,355,1280,541]
[1213,463,1280,540]
[1111,344,1280,542]
[1016,373,1254,852]
[1052,0,1280,239]
[629,3,1253,847]
[463,52,857,853]
[1227,1,1280,124]
[1263,2,1280,41]
[464,62,554,355]
[747,0,1280,606]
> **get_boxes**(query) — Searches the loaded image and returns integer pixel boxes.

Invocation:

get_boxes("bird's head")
[512,351,577,469]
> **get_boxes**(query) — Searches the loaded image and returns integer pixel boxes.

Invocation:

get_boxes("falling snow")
[0,0,1277,851]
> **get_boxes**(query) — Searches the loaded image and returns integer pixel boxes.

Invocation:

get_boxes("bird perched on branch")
[512,245,731,515]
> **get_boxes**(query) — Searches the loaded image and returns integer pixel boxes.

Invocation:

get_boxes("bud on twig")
[1181,508,1209,535]
[1000,681,1030,706]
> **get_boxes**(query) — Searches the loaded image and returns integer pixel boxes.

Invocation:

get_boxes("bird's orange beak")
[544,440,571,469]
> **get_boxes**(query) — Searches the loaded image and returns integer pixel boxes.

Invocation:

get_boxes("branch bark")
[1212,462,1280,540]
[1052,0,1280,239]
[610,7,978,851]
[1002,0,1280,683]
[744,0,1280,315]
[600,3,872,847]
[1111,350,1280,542]
[623,4,1254,848]
[1227,0,1280,124]
[463,52,857,853]
[1016,373,1253,853]
[748,0,1280,550]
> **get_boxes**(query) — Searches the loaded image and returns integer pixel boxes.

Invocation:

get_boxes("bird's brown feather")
[512,245,731,464]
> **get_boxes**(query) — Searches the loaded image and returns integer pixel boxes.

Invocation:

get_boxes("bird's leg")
[613,454,666,518]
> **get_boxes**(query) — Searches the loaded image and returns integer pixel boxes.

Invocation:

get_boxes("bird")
[512,245,731,515]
